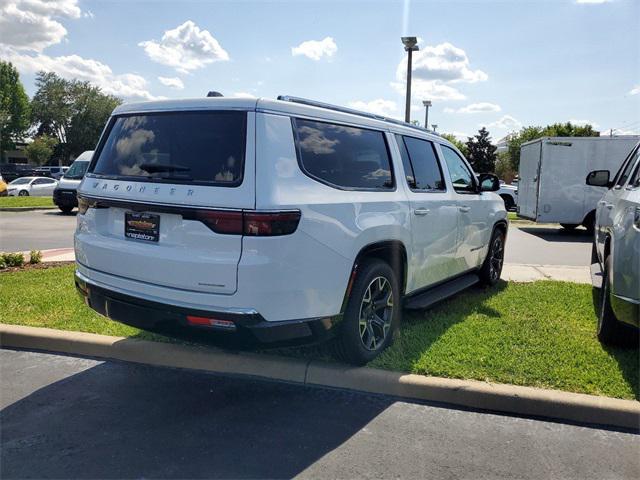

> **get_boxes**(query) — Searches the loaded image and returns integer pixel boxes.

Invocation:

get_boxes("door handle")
[414,208,430,216]
[604,203,614,210]
[459,206,471,213]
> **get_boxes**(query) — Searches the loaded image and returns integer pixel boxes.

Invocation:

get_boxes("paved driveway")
[0,210,76,251]
[2,349,638,479]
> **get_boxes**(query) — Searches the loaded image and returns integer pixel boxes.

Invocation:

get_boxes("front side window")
[627,150,640,188]
[91,111,247,186]
[293,118,394,190]
[398,135,445,191]
[615,145,640,188]
[441,145,476,193]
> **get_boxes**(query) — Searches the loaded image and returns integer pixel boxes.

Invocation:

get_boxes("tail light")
[196,210,301,236]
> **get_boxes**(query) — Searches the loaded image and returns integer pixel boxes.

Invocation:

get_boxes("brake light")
[186,315,236,330]
[196,210,301,236]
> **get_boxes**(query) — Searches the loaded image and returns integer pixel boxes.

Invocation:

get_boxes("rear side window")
[91,111,247,186]
[396,135,445,191]
[293,118,394,190]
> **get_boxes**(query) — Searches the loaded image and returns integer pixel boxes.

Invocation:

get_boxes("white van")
[75,96,507,363]
[53,151,94,213]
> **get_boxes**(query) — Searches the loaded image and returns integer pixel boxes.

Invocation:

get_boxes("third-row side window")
[395,134,445,191]
[293,118,394,190]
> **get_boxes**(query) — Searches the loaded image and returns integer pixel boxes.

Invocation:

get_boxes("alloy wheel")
[489,235,504,282]
[358,276,394,351]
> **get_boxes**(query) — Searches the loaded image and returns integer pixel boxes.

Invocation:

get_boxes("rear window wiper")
[139,163,191,174]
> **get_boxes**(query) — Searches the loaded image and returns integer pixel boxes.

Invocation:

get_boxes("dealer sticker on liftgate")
[124,212,160,242]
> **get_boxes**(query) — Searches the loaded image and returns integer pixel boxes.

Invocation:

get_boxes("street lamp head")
[422,100,432,107]
[401,36,419,51]
[431,124,438,131]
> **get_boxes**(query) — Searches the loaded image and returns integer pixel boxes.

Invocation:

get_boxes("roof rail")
[276,95,439,136]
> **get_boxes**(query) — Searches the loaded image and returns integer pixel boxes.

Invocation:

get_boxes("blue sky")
[1,0,638,140]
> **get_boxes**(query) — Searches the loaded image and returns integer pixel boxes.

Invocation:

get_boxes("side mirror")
[478,173,500,192]
[586,170,611,188]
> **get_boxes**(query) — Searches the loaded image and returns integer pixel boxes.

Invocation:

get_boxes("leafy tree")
[506,122,599,170]
[30,72,121,164]
[0,61,30,160]
[25,135,59,165]
[441,133,468,157]
[465,127,497,172]
[495,151,517,183]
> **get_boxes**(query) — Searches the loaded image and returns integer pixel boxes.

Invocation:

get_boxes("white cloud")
[231,92,256,98]
[139,21,229,73]
[158,76,184,90]
[630,85,640,95]
[291,37,337,61]
[393,42,486,101]
[348,99,398,118]
[575,0,614,4]
[485,115,522,132]
[569,119,600,128]
[444,102,501,114]
[3,47,160,100]
[0,0,81,52]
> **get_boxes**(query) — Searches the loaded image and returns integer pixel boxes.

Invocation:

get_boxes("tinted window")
[92,112,247,186]
[294,118,393,190]
[65,161,89,179]
[627,150,640,188]
[615,145,639,188]
[10,178,31,185]
[441,145,476,193]
[395,134,416,188]
[398,135,445,191]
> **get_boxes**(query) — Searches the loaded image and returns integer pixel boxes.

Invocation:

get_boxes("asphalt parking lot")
[2,349,638,480]
[0,209,593,266]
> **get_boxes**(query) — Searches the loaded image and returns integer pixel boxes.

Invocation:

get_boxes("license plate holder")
[124,212,160,243]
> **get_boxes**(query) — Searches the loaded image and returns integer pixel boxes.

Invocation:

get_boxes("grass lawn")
[1,265,637,400]
[0,196,55,208]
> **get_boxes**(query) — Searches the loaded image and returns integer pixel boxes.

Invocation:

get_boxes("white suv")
[74,96,507,363]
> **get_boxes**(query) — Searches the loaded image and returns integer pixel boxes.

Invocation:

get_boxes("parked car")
[74,96,507,364]
[34,166,69,180]
[7,176,58,196]
[0,163,38,183]
[518,136,639,231]
[587,141,640,344]
[53,151,93,213]
[0,173,7,197]
[497,181,518,211]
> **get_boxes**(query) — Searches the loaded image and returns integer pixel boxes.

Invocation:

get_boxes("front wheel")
[479,229,505,286]
[59,206,74,214]
[334,259,401,365]
[597,256,627,345]
[18,190,29,196]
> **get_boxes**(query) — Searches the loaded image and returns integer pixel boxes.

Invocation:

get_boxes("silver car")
[587,141,640,344]
[7,176,58,196]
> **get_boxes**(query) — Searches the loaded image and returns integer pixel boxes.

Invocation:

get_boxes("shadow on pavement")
[517,227,592,244]
[0,359,393,479]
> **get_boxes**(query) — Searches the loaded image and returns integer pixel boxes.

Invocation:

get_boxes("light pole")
[401,37,419,123]
[431,124,438,133]
[422,100,431,129]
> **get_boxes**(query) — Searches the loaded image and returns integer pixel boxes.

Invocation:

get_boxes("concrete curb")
[1,324,638,431]
[0,206,57,212]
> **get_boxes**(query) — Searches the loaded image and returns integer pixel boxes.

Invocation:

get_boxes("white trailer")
[517,136,640,230]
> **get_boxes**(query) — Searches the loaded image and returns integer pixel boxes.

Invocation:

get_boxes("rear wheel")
[582,211,596,235]
[500,194,515,211]
[597,256,627,345]
[334,259,400,365]
[479,229,505,286]
[18,190,29,196]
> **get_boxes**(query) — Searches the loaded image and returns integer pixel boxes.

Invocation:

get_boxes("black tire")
[500,195,515,211]
[59,206,74,214]
[582,211,596,235]
[560,223,578,231]
[18,190,29,196]
[479,228,505,286]
[597,256,627,345]
[334,259,401,365]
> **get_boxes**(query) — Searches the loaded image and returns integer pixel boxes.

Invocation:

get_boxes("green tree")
[441,133,469,157]
[25,135,59,165]
[495,151,516,183]
[30,72,121,164]
[465,127,497,172]
[0,61,30,160]
[506,122,599,170]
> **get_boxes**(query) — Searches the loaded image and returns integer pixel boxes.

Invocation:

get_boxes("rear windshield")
[90,111,247,186]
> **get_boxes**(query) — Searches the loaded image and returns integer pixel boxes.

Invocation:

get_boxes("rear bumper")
[75,271,337,344]
[53,188,78,207]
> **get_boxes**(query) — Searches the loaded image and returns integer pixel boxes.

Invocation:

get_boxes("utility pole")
[422,100,432,129]
[401,37,419,123]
